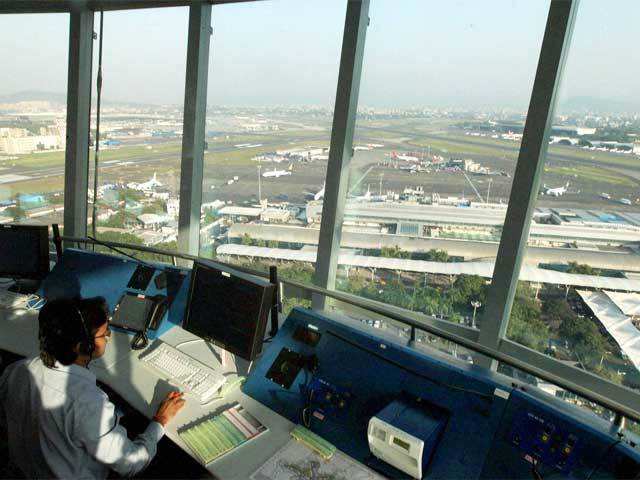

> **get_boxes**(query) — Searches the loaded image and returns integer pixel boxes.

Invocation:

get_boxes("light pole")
[257,164,262,204]
[470,300,481,329]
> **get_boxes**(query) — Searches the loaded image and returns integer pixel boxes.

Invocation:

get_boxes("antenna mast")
[91,11,104,238]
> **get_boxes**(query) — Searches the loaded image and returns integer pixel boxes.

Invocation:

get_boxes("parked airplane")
[304,183,325,201]
[351,185,373,202]
[313,184,325,201]
[540,182,569,197]
[391,151,420,162]
[263,164,293,178]
[127,172,162,192]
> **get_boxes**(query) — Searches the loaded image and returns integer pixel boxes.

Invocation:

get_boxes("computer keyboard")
[0,289,30,309]
[140,341,227,404]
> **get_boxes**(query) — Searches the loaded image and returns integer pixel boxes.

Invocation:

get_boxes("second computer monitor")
[183,260,276,361]
[0,223,50,280]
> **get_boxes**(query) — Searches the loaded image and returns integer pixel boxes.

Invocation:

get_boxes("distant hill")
[558,96,640,115]
[0,91,67,104]
[0,90,147,108]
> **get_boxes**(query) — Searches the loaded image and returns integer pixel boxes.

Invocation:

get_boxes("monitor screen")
[183,261,276,361]
[0,224,50,280]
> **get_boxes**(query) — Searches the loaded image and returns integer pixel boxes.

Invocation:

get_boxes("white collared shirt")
[0,357,165,479]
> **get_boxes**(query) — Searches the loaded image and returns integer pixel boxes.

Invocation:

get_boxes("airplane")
[127,172,162,191]
[262,164,293,178]
[391,151,420,162]
[540,182,569,197]
[303,183,325,201]
[400,164,419,174]
[351,185,373,202]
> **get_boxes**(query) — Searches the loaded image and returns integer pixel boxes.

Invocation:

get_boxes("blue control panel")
[25,250,640,479]
[301,377,353,420]
[509,406,580,472]
[245,307,640,479]
[39,248,190,338]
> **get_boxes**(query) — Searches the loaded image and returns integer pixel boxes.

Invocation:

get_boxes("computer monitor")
[183,260,276,361]
[0,224,50,280]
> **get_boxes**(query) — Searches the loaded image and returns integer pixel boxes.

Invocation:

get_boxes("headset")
[38,298,97,369]
[73,301,95,365]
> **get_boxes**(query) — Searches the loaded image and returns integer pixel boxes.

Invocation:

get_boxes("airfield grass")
[410,136,518,158]
[410,131,640,171]
[0,142,184,171]
[544,165,636,187]
[0,175,64,200]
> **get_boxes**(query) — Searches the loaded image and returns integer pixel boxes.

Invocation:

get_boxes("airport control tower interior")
[2,0,640,479]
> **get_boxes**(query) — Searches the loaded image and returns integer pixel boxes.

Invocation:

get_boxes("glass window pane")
[332,0,549,336]
[89,8,187,253]
[200,0,346,283]
[507,0,640,395]
[0,14,68,227]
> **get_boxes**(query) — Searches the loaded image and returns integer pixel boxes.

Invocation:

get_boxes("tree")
[543,298,576,330]
[282,296,312,317]
[91,232,180,263]
[425,249,449,262]
[380,245,410,259]
[142,200,164,215]
[449,275,487,308]
[566,262,599,276]
[558,315,607,367]
[279,263,314,284]
[506,284,547,351]
[413,285,454,318]
[591,365,622,385]
[241,233,253,246]
[203,209,219,225]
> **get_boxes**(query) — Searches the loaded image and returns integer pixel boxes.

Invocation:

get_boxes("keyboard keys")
[140,341,226,404]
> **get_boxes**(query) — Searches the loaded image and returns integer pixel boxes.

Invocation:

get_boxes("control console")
[509,409,579,473]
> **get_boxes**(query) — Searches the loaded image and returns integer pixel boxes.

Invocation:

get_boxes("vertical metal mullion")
[477,0,580,369]
[64,8,93,242]
[313,0,369,310]
[177,3,212,256]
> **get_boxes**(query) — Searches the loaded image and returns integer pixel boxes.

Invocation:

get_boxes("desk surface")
[0,302,299,480]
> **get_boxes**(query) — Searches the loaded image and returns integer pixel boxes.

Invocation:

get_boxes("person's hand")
[153,391,186,426]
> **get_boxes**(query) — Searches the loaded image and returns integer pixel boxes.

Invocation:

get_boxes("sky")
[0,0,637,109]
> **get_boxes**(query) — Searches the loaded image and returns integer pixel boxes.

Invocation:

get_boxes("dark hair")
[39,297,109,368]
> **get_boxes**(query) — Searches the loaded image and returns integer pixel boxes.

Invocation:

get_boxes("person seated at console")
[0,297,185,479]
